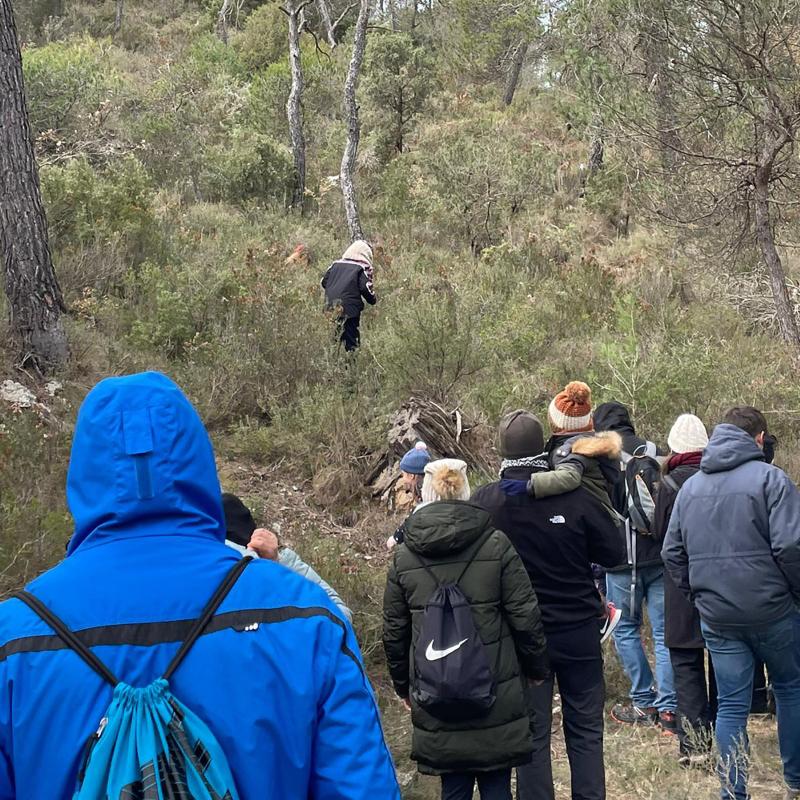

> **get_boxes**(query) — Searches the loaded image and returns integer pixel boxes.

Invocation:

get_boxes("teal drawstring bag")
[14,558,251,800]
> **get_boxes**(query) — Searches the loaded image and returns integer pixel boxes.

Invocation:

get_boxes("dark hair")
[722,406,768,438]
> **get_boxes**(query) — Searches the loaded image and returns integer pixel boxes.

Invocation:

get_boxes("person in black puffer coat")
[383,459,548,800]
[320,240,376,352]
[652,414,714,766]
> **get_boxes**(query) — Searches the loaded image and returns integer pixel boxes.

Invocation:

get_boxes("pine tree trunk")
[114,0,124,33]
[286,1,307,212]
[0,0,68,371]
[502,41,528,106]
[340,0,370,241]
[753,161,800,348]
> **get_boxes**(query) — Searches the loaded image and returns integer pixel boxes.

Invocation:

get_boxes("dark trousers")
[337,314,361,352]
[670,647,717,755]
[518,620,605,800]
[441,769,512,800]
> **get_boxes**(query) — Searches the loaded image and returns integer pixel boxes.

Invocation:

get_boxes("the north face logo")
[550,515,566,524]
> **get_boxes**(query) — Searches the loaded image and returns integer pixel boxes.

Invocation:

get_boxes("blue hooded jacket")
[662,423,800,629]
[0,372,400,800]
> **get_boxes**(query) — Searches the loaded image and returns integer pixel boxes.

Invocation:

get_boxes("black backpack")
[410,536,496,722]
[621,442,661,534]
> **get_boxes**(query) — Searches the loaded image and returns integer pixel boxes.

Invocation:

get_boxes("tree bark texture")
[641,18,681,171]
[286,0,308,211]
[0,0,68,370]
[317,0,337,48]
[216,0,232,44]
[502,41,528,106]
[340,0,371,241]
[753,159,800,348]
[114,0,124,33]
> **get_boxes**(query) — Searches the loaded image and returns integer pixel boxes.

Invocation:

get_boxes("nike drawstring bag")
[410,537,496,722]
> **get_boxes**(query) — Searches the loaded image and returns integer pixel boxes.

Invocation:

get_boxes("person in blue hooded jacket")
[662,406,800,800]
[0,372,400,800]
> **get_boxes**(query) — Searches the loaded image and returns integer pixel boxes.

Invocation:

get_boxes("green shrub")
[22,36,115,143]
[199,130,294,205]
[41,155,156,253]
[234,4,288,73]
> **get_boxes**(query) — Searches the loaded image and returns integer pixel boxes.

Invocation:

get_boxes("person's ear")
[756,431,766,449]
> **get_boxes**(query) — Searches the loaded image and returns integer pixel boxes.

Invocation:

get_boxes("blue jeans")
[702,614,800,800]
[606,565,676,712]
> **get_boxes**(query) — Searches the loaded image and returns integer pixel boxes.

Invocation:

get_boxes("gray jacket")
[662,424,800,628]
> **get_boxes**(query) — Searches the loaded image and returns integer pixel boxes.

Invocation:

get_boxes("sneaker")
[611,703,658,725]
[678,752,715,772]
[600,602,622,645]
[658,710,678,735]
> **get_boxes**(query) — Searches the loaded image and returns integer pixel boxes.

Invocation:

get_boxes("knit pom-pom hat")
[548,381,594,433]
[399,442,431,475]
[421,459,471,503]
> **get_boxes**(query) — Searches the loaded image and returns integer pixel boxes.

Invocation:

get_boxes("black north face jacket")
[383,500,547,775]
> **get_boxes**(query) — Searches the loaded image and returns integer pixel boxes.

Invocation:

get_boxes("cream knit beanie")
[667,414,709,454]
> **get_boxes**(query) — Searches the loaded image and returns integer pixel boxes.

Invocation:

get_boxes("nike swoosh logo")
[425,638,469,661]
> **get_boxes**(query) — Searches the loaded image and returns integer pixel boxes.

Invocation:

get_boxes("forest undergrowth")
[3,0,800,795]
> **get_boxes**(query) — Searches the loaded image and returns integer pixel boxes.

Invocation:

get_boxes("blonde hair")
[421,459,471,503]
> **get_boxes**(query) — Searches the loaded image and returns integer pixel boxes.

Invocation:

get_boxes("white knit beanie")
[421,459,471,504]
[341,240,373,268]
[667,414,709,454]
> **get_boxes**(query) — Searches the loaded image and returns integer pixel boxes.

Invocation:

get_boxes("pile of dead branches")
[365,397,494,503]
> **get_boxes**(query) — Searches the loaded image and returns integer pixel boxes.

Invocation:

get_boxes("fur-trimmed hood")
[571,431,623,460]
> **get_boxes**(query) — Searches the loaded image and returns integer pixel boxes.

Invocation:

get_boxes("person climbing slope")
[0,372,400,800]
[321,240,377,352]
[383,459,548,800]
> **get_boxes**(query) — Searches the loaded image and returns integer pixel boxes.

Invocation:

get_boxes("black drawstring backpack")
[410,535,496,722]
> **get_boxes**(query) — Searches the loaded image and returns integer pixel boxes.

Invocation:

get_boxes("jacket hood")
[593,402,635,435]
[402,500,492,557]
[571,431,622,460]
[701,424,765,474]
[66,372,224,554]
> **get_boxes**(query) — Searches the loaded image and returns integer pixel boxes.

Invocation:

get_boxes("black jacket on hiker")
[663,424,800,629]
[651,457,704,649]
[321,260,376,318]
[382,500,548,776]
[472,471,624,631]
[593,401,663,572]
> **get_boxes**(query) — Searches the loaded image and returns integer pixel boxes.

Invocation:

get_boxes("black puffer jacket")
[321,260,376,318]
[652,460,704,648]
[593,401,664,571]
[383,500,548,775]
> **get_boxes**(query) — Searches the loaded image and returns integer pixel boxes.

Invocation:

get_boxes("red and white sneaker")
[600,601,622,644]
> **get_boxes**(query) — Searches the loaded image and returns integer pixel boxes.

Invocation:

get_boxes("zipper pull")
[96,717,109,739]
